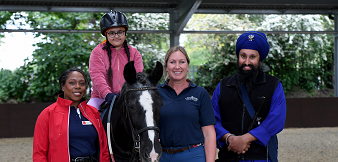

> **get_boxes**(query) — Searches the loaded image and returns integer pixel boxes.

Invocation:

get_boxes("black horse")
[102,61,163,162]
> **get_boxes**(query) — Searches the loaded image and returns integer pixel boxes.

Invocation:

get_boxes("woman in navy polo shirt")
[158,46,217,162]
[33,67,110,162]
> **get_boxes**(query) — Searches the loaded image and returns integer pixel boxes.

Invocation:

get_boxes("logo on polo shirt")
[185,96,198,101]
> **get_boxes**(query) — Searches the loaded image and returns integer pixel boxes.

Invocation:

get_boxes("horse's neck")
[111,101,134,150]
[112,101,132,134]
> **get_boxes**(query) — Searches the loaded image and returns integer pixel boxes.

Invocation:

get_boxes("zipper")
[237,85,245,135]
[117,51,121,91]
[242,103,245,134]
[79,103,98,130]
[67,106,70,162]
[79,103,101,161]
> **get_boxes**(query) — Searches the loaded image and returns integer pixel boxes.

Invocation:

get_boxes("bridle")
[122,86,160,161]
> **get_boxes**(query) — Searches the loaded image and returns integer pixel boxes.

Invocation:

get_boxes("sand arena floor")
[0,127,337,162]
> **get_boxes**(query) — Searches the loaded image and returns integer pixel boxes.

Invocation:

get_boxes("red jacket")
[33,95,110,162]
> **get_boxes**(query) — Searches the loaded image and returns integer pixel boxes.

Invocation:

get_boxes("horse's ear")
[124,61,137,84]
[148,61,163,84]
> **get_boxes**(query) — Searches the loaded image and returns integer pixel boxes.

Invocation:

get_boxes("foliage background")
[0,12,335,103]
[0,12,169,102]
[186,14,334,95]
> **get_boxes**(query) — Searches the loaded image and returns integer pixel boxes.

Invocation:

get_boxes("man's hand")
[226,133,258,154]
[227,135,251,154]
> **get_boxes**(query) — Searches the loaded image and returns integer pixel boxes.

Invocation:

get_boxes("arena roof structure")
[1,0,338,14]
[1,0,338,95]
[1,0,337,44]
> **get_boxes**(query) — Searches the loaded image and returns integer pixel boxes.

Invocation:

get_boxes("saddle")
[99,96,118,120]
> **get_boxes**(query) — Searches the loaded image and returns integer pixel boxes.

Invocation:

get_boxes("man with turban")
[212,31,286,162]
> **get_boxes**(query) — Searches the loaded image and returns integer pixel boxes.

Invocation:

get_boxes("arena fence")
[0,97,337,138]
[188,65,199,82]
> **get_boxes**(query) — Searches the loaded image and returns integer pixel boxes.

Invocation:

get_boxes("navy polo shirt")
[69,106,98,157]
[158,81,216,148]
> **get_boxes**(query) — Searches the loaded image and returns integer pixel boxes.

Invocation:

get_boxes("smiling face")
[165,50,189,82]
[238,49,261,71]
[61,71,86,107]
[106,27,126,50]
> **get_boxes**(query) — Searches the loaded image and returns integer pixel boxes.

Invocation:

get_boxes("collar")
[56,94,87,109]
[160,79,197,88]
[226,70,266,87]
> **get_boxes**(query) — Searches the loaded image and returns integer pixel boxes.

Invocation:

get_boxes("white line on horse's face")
[139,90,159,162]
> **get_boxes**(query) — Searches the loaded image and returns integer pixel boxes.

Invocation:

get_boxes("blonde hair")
[164,46,191,81]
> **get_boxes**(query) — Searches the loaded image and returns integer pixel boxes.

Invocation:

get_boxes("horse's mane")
[135,72,147,85]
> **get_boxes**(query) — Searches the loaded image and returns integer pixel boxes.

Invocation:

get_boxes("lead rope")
[107,95,117,161]
[124,103,141,162]
[267,144,269,162]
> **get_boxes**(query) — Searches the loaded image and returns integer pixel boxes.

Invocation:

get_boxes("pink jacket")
[33,95,110,162]
[89,43,144,98]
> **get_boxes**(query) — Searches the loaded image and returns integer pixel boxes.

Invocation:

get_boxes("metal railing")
[188,65,199,82]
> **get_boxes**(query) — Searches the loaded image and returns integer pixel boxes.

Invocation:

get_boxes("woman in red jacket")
[33,67,110,162]
[88,10,144,110]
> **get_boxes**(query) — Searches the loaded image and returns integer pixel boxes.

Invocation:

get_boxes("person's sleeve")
[211,82,230,148]
[132,48,144,73]
[33,109,49,162]
[89,46,111,98]
[199,87,216,127]
[249,82,287,146]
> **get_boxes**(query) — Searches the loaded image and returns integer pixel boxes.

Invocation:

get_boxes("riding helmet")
[100,10,129,36]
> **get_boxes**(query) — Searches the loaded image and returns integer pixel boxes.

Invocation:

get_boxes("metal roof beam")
[1,29,337,34]
[183,30,338,34]
[0,6,171,13]
[2,6,337,14]
[195,9,338,15]
[174,0,202,35]
[0,29,173,34]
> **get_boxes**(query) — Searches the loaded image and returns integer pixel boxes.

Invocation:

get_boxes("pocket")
[189,145,205,160]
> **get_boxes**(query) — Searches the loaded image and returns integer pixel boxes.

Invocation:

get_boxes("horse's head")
[121,61,163,162]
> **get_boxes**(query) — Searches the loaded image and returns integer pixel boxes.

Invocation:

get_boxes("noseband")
[122,86,160,161]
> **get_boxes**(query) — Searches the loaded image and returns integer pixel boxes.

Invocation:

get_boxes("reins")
[123,87,158,95]
[122,86,160,162]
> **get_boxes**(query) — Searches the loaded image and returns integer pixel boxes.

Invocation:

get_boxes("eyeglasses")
[107,30,125,38]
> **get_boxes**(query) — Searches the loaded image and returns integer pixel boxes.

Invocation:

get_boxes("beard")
[237,61,260,89]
